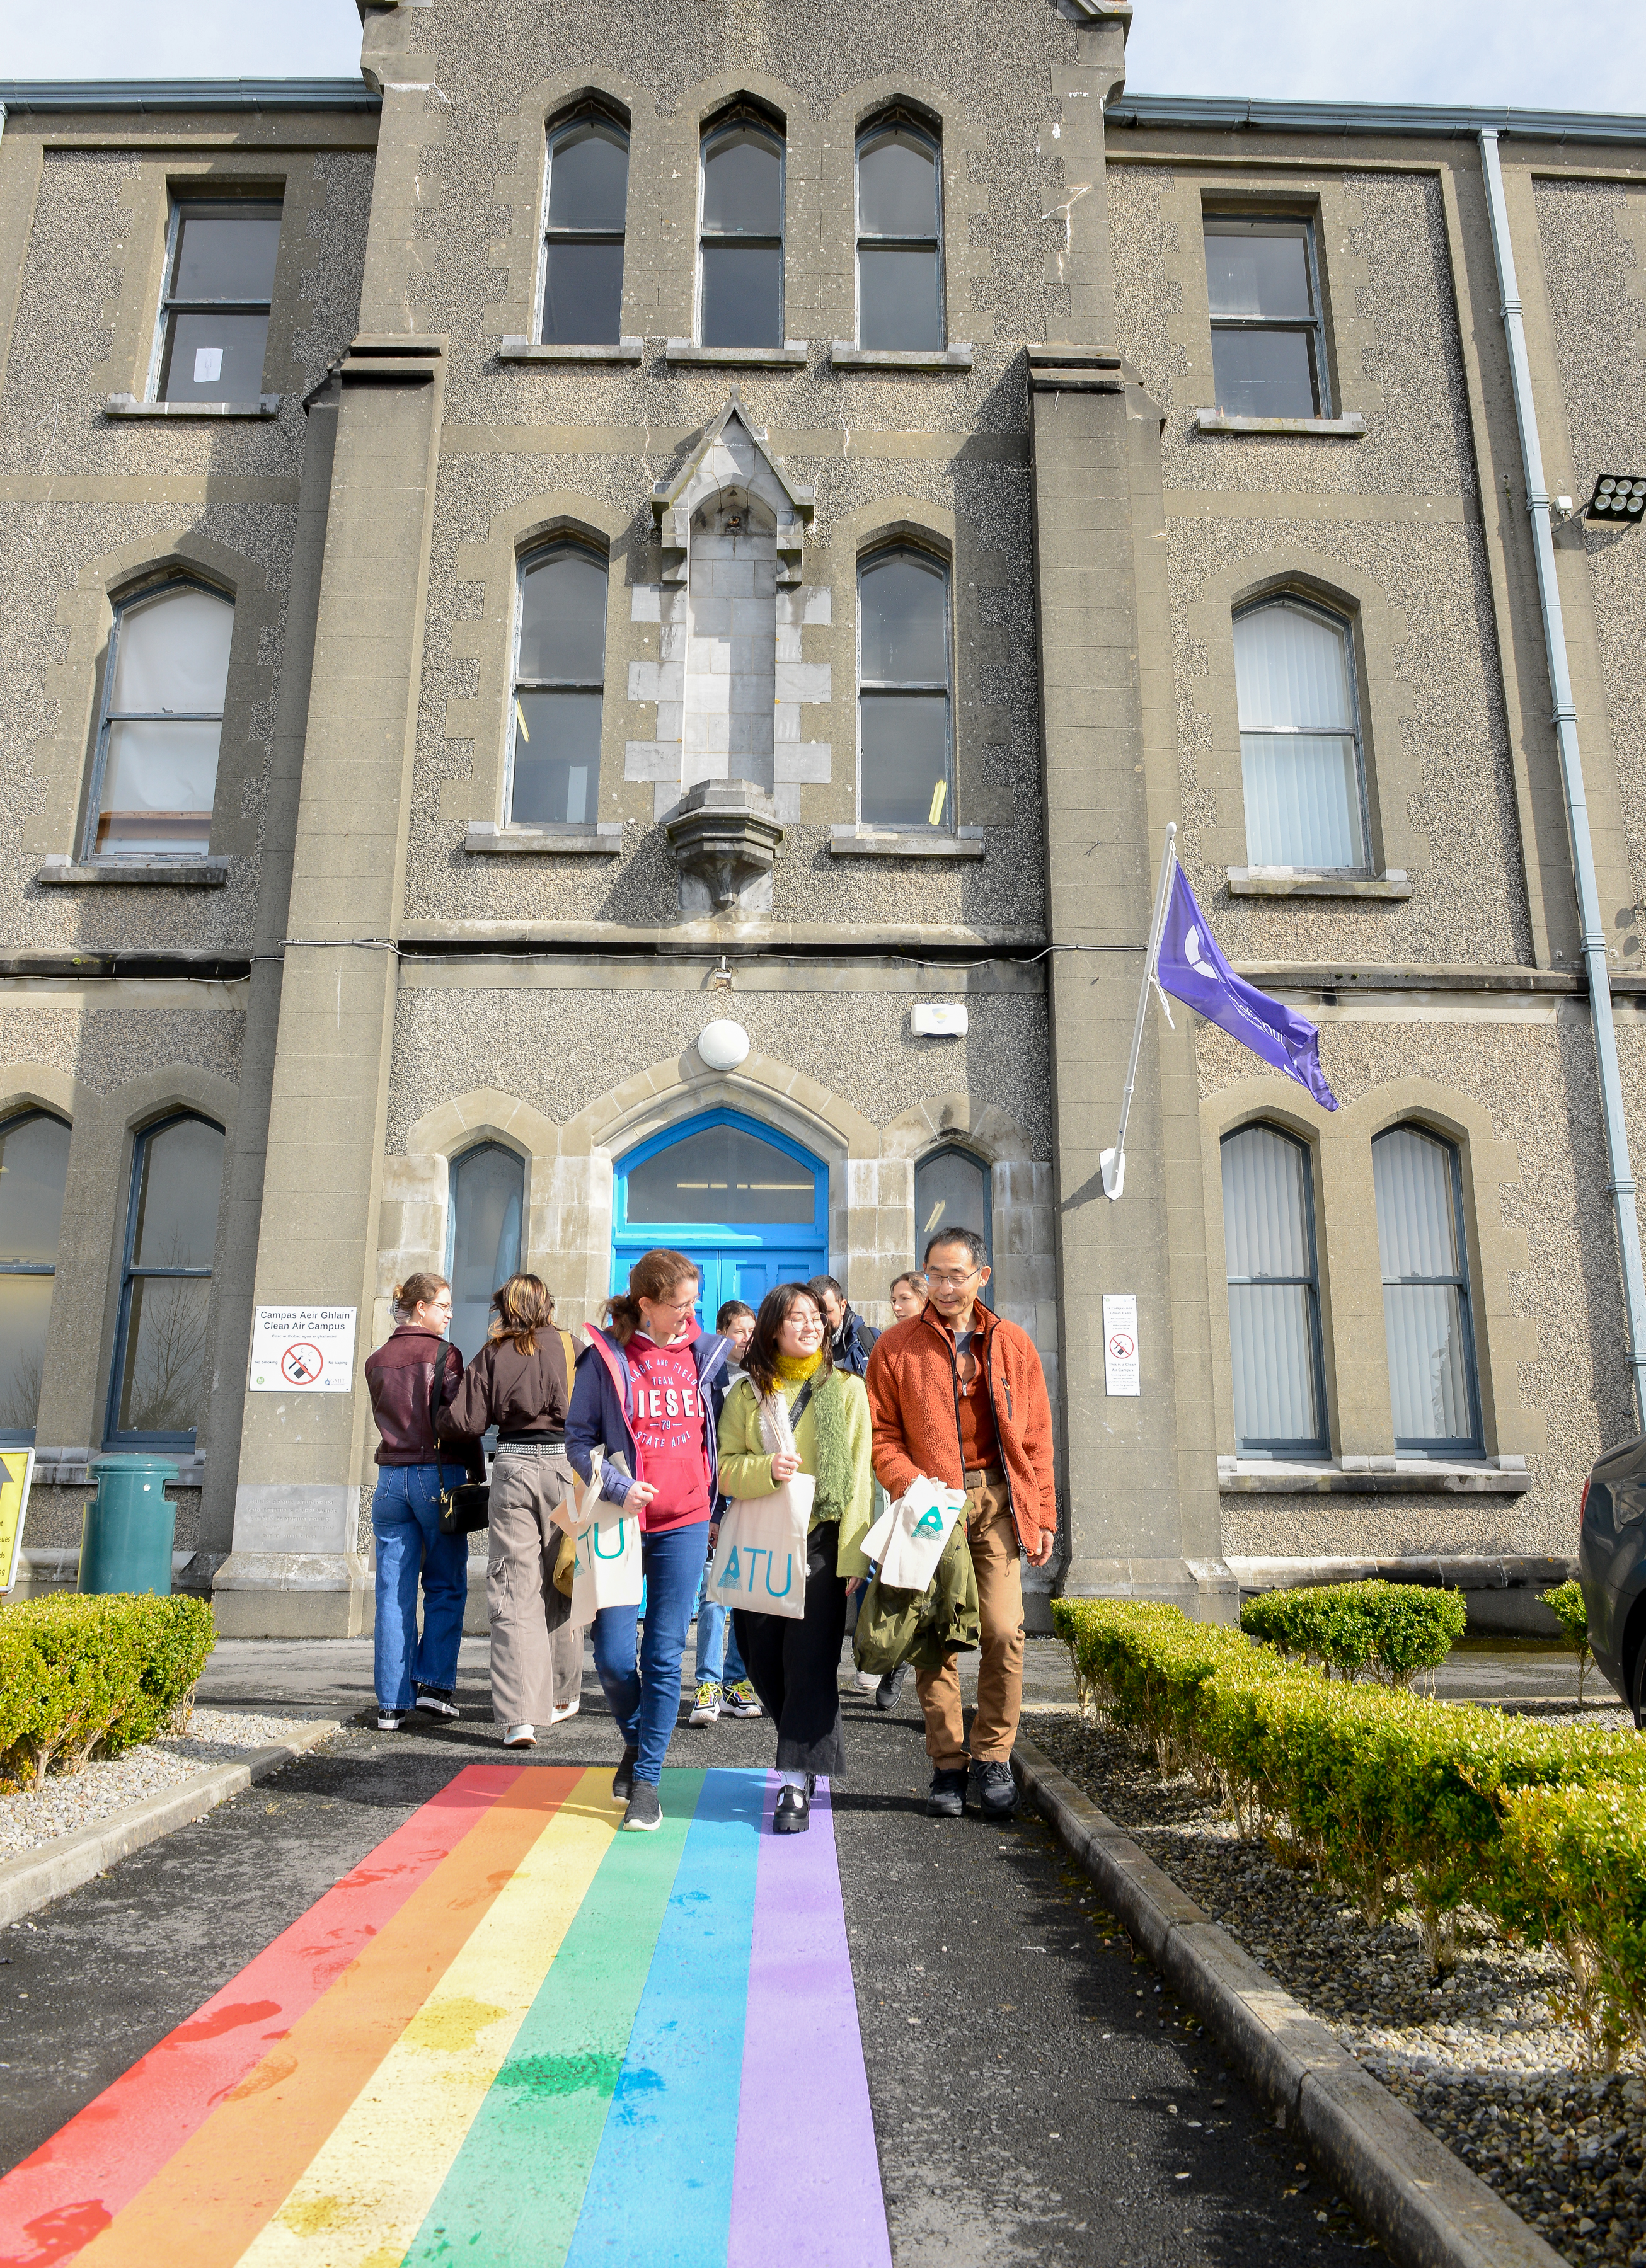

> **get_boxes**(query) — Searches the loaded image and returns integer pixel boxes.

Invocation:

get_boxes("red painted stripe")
[0,1765,524,2268]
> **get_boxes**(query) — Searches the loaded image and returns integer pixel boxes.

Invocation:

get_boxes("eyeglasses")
[926,1267,980,1290]
[652,1293,698,1312]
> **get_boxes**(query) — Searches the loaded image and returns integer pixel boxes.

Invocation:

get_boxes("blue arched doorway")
[613,1109,827,1321]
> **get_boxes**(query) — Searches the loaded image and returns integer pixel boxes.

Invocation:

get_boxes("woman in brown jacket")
[438,1273,588,1748]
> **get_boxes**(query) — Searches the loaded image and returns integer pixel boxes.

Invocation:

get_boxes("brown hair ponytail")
[602,1247,699,1345]
[392,1271,449,1322]
[490,1273,555,1355]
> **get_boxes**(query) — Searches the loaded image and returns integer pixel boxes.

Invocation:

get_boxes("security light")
[1586,475,1646,524]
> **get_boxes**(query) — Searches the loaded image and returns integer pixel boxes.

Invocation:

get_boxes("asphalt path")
[3,1658,1377,2265]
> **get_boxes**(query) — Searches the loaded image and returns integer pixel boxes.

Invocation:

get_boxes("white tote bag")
[707,1387,813,1622]
[568,1484,644,1622]
[863,1475,967,1594]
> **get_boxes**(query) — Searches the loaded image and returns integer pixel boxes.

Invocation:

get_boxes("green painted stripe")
[402,1770,706,2268]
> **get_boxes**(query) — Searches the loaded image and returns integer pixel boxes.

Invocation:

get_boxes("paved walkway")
[0,1645,1378,2267]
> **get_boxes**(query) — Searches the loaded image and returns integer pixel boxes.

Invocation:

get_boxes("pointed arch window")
[1234,597,1368,871]
[89,580,233,857]
[858,546,953,830]
[509,541,608,825]
[0,1111,71,1443]
[916,1146,991,1274]
[1221,1122,1328,1457]
[699,111,784,348]
[541,108,629,345]
[1373,1125,1482,1456]
[856,115,943,350]
[108,1113,224,1447]
[447,1143,525,1362]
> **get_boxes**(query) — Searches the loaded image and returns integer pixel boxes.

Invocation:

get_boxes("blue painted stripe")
[562,1768,766,2268]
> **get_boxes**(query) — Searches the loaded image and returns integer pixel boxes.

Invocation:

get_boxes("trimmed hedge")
[1240,1579,1466,1686]
[1541,1578,1594,1704]
[0,1594,216,1789]
[1054,1596,1646,2063]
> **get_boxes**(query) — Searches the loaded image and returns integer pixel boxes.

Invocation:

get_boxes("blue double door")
[613,1110,827,1326]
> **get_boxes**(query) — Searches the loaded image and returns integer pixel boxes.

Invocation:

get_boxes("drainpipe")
[1480,128,1646,1432]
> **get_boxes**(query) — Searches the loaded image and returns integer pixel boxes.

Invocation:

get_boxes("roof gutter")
[1107,94,1646,147]
[0,79,381,114]
[1478,126,1646,1429]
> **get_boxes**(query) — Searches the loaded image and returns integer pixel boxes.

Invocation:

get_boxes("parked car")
[1578,1430,1646,1725]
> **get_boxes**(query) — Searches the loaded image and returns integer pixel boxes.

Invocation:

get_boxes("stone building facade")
[1,3,1643,1659]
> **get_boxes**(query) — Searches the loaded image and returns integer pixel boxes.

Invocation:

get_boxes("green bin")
[78,1453,180,1596]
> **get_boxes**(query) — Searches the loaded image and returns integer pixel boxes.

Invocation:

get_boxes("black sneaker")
[376,1707,406,1732]
[928,1767,967,1819]
[622,1782,663,1832]
[611,1746,640,1804]
[972,1759,1017,1819]
[875,1663,910,1713]
[414,1686,459,1721]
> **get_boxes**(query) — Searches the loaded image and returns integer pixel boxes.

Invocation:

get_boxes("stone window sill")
[829,825,984,860]
[665,340,809,367]
[498,338,643,364]
[36,856,228,888]
[105,394,280,419]
[1219,1457,1531,1496]
[464,821,623,857]
[829,343,973,372]
[1226,867,1410,900]
[1195,408,1364,437]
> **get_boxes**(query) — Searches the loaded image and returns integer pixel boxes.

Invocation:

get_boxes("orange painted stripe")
[76,1767,578,2268]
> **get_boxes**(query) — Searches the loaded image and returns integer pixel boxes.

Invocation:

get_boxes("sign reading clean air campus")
[249,1307,357,1392]
[1103,1293,1141,1398]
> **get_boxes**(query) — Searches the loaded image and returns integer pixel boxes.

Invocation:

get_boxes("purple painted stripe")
[727,1776,893,2268]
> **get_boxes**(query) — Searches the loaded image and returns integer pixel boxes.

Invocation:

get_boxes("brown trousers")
[914,1469,1023,1768]
[486,1446,589,1729]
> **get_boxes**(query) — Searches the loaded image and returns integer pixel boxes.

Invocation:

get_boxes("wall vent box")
[912,1003,969,1038]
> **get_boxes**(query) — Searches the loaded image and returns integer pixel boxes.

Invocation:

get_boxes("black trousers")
[734,1520,848,1777]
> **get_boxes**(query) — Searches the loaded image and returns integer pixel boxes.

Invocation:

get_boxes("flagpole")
[1101,821,1177,1201]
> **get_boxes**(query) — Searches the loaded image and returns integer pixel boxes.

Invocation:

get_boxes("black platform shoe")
[773,1782,811,1834]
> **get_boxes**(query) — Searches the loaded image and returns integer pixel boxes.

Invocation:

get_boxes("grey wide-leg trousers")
[486,1445,589,1729]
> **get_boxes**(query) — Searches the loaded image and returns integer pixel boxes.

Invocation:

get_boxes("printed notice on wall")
[250,1307,357,1392]
[1103,1293,1141,1397]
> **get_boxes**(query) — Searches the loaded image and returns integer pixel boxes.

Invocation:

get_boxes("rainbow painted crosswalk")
[0,1767,892,2268]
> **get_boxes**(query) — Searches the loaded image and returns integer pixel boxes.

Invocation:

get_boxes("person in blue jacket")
[566,1246,731,1831]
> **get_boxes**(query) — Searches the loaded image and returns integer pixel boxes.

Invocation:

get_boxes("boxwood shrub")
[1240,1579,1466,1685]
[0,1593,216,1789]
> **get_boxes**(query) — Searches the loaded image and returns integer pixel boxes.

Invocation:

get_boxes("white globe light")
[697,1018,751,1072]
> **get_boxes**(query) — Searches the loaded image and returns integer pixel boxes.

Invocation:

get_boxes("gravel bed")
[0,1709,336,1858]
[1032,1703,1646,2268]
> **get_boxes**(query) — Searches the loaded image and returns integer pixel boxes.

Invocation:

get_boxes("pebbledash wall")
[1,3,1643,1652]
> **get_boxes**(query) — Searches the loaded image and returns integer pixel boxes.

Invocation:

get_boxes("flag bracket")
[1102,822,1177,1203]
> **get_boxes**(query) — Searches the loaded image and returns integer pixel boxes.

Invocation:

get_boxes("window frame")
[538,103,630,347]
[915,1143,993,1277]
[1220,1120,1330,1460]
[1203,211,1330,421]
[1232,592,1371,876]
[856,540,956,833]
[147,195,283,406]
[1373,1123,1484,1460]
[0,1108,71,1448]
[855,110,945,352]
[83,575,233,863]
[504,537,609,827]
[696,106,786,350]
[445,1142,526,1404]
[105,1110,224,1453]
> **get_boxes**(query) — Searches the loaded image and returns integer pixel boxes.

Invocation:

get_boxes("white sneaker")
[689,1681,722,1726]
[550,1698,580,1724]
[503,1724,537,1748]
[853,1668,880,1692]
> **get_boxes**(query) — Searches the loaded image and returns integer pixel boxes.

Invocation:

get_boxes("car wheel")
[1633,1642,1646,1733]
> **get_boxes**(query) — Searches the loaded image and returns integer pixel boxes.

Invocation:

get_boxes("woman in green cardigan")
[717,1280,873,1833]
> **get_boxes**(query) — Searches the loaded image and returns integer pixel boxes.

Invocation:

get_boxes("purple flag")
[1154,862,1338,1110]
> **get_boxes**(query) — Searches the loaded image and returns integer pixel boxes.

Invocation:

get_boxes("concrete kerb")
[1011,1736,1564,2268]
[0,1719,344,1928]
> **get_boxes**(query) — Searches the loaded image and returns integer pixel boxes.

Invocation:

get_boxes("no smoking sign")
[250,1306,357,1393]
[1102,1294,1141,1398]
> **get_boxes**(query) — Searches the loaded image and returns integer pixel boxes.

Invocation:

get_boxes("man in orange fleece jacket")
[865,1227,1057,1819]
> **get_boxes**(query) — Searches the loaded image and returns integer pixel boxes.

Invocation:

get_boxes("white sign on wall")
[1103,1293,1141,1397]
[250,1307,357,1392]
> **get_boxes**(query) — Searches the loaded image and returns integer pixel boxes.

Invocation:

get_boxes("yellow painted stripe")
[239,1768,619,2268]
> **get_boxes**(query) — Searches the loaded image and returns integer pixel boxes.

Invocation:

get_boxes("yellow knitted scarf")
[773,1348,825,1384]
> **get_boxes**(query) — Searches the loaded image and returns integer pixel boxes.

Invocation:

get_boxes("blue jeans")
[591,1521,708,1787]
[372,1463,471,1710]
[694,1556,747,1687]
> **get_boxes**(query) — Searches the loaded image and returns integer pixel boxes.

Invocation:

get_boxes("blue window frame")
[614,1109,827,1323]
[106,1112,224,1450]
[446,1142,525,1364]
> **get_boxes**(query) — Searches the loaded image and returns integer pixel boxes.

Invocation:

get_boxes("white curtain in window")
[1374,1127,1475,1446]
[1222,1125,1323,1449]
[99,585,233,854]
[1234,604,1365,870]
